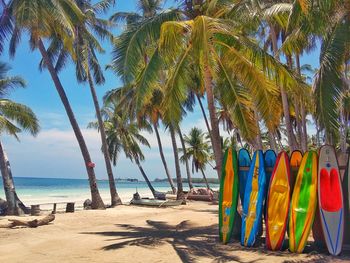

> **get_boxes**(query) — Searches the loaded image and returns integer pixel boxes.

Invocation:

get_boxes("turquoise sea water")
[0,177,219,207]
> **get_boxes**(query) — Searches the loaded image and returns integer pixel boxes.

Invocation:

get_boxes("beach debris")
[83,199,92,210]
[0,213,55,228]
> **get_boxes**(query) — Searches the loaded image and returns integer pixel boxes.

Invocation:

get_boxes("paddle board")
[317,145,344,255]
[266,151,290,251]
[289,151,318,253]
[241,150,266,247]
[219,148,239,244]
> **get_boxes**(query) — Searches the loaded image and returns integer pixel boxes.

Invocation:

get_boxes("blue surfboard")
[264,150,277,187]
[241,150,267,247]
[238,148,251,203]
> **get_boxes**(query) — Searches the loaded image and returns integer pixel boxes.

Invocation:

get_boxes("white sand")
[0,202,349,263]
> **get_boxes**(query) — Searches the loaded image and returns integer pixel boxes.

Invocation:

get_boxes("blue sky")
[1,1,320,181]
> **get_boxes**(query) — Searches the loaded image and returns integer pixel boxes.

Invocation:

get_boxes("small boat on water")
[130,198,183,207]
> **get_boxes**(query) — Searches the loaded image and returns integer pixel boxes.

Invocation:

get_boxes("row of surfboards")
[219,145,348,255]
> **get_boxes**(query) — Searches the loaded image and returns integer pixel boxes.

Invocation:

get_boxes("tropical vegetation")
[0,0,349,206]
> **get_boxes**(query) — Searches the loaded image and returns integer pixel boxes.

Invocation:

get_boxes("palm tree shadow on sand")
[81,219,350,263]
[82,220,252,262]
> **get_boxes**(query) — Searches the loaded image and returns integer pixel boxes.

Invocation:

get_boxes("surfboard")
[241,150,266,247]
[219,148,239,244]
[264,150,277,187]
[266,151,290,251]
[343,152,350,244]
[238,148,251,203]
[290,150,303,194]
[317,145,344,255]
[289,151,318,253]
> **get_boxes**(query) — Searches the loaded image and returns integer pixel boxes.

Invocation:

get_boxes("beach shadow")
[82,219,350,263]
[82,220,263,263]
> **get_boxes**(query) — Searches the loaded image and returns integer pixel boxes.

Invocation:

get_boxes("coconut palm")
[157,2,304,177]
[105,84,178,194]
[283,0,350,143]
[40,0,121,207]
[90,101,160,198]
[180,128,212,189]
[0,62,39,215]
[0,0,105,209]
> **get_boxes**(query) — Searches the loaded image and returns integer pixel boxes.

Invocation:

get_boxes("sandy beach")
[0,202,349,263]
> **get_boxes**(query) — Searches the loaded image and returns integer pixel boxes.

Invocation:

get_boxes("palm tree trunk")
[169,124,185,201]
[295,54,308,152]
[268,130,278,152]
[153,123,176,194]
[87,70,121,206]
[301,104,308,152]
[197,94,212,137]
[38,39,105,209]
[204,66,222,179]
[200,168,210,189]
[294,99,303,149]
[0,141,27,215]
[270,25,298,151]
[178,127,193,189]
[254,108,263,150]
[135,158,156,197]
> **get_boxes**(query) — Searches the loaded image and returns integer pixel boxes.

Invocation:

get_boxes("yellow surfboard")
[266,151,291,250]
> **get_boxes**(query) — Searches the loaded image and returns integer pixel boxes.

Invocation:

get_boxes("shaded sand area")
[0,202,349,263]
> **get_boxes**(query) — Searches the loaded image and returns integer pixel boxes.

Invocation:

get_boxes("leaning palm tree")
[91,101,161,198]
[0,62,39,215]
[0,0,105,209]
[180,128,212,189]
[40,0,121,207]
[105,85,177,194]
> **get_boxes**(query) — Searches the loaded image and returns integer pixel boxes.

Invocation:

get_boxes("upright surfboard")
[219,148,239,244]
[264,150,277,221]
[266,151,291,251]
[343,153,350,244]
[290,150,303,194]
[238,148,251,203]
[241,150,266,247]
[289,151,318,253]
[318,145,344,255]
[264,150,277,187]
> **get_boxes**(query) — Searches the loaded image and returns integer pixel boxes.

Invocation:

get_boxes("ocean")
[0,177,219,209]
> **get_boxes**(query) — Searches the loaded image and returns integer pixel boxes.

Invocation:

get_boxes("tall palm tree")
[284,0,350,143]
[0,62,39,215]
[109,0,179,194]
[158,2,303,176]
[180,128,212,189]
[40,0,121,207]
[91,101,160,198]
[0,0,105,209]
[105,85,177,194]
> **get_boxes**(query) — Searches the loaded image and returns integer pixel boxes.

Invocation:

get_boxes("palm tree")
[109,0,179,194]
[41,0,121,207]
[0,62,39,215]
[180,128,212,189]
[91,101,160,198]
[284,0,350,143]
[105,85,177,194]
[0,0,105,209]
